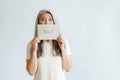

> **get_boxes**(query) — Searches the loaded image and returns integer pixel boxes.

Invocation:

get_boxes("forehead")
[39,12,52,18]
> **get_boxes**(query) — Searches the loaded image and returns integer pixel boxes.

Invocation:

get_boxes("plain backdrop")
[0,0,120,80]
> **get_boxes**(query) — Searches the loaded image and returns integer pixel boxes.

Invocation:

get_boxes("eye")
[40,18,45,21]
[49,18,53,21]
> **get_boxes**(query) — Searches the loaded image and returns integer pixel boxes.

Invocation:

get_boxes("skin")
[26,12,72,76]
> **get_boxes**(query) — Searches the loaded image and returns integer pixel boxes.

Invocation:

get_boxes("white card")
[37,25,59,40]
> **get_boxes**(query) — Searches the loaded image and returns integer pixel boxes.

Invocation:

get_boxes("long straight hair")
[34,9,61,58]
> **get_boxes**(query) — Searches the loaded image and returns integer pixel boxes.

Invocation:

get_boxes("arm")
[57,36,72,72]
[26,37,40,76]
[26,50,38,76]
[61,48,72,72]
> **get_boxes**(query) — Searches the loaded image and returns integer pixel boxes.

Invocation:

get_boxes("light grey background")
[0,0,120,80]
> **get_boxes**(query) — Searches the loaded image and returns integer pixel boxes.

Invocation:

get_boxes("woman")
[26,9,72,80]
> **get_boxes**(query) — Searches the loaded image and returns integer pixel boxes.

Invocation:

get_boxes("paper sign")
[37,25,59,40]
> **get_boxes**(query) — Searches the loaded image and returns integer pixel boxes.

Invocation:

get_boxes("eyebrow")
[40,17,53,19]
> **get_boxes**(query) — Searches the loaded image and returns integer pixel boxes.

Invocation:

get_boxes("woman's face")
[38,12,54,25]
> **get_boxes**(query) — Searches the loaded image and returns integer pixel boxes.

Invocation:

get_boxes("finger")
[33,37,39,43]
[57,36,60,41]
[36,37,40,43]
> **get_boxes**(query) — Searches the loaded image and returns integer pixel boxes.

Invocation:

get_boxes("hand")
[57,36,65,50]
[31,37,40,51]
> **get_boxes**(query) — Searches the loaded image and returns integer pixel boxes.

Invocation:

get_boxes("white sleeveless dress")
[26,39,71,80]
